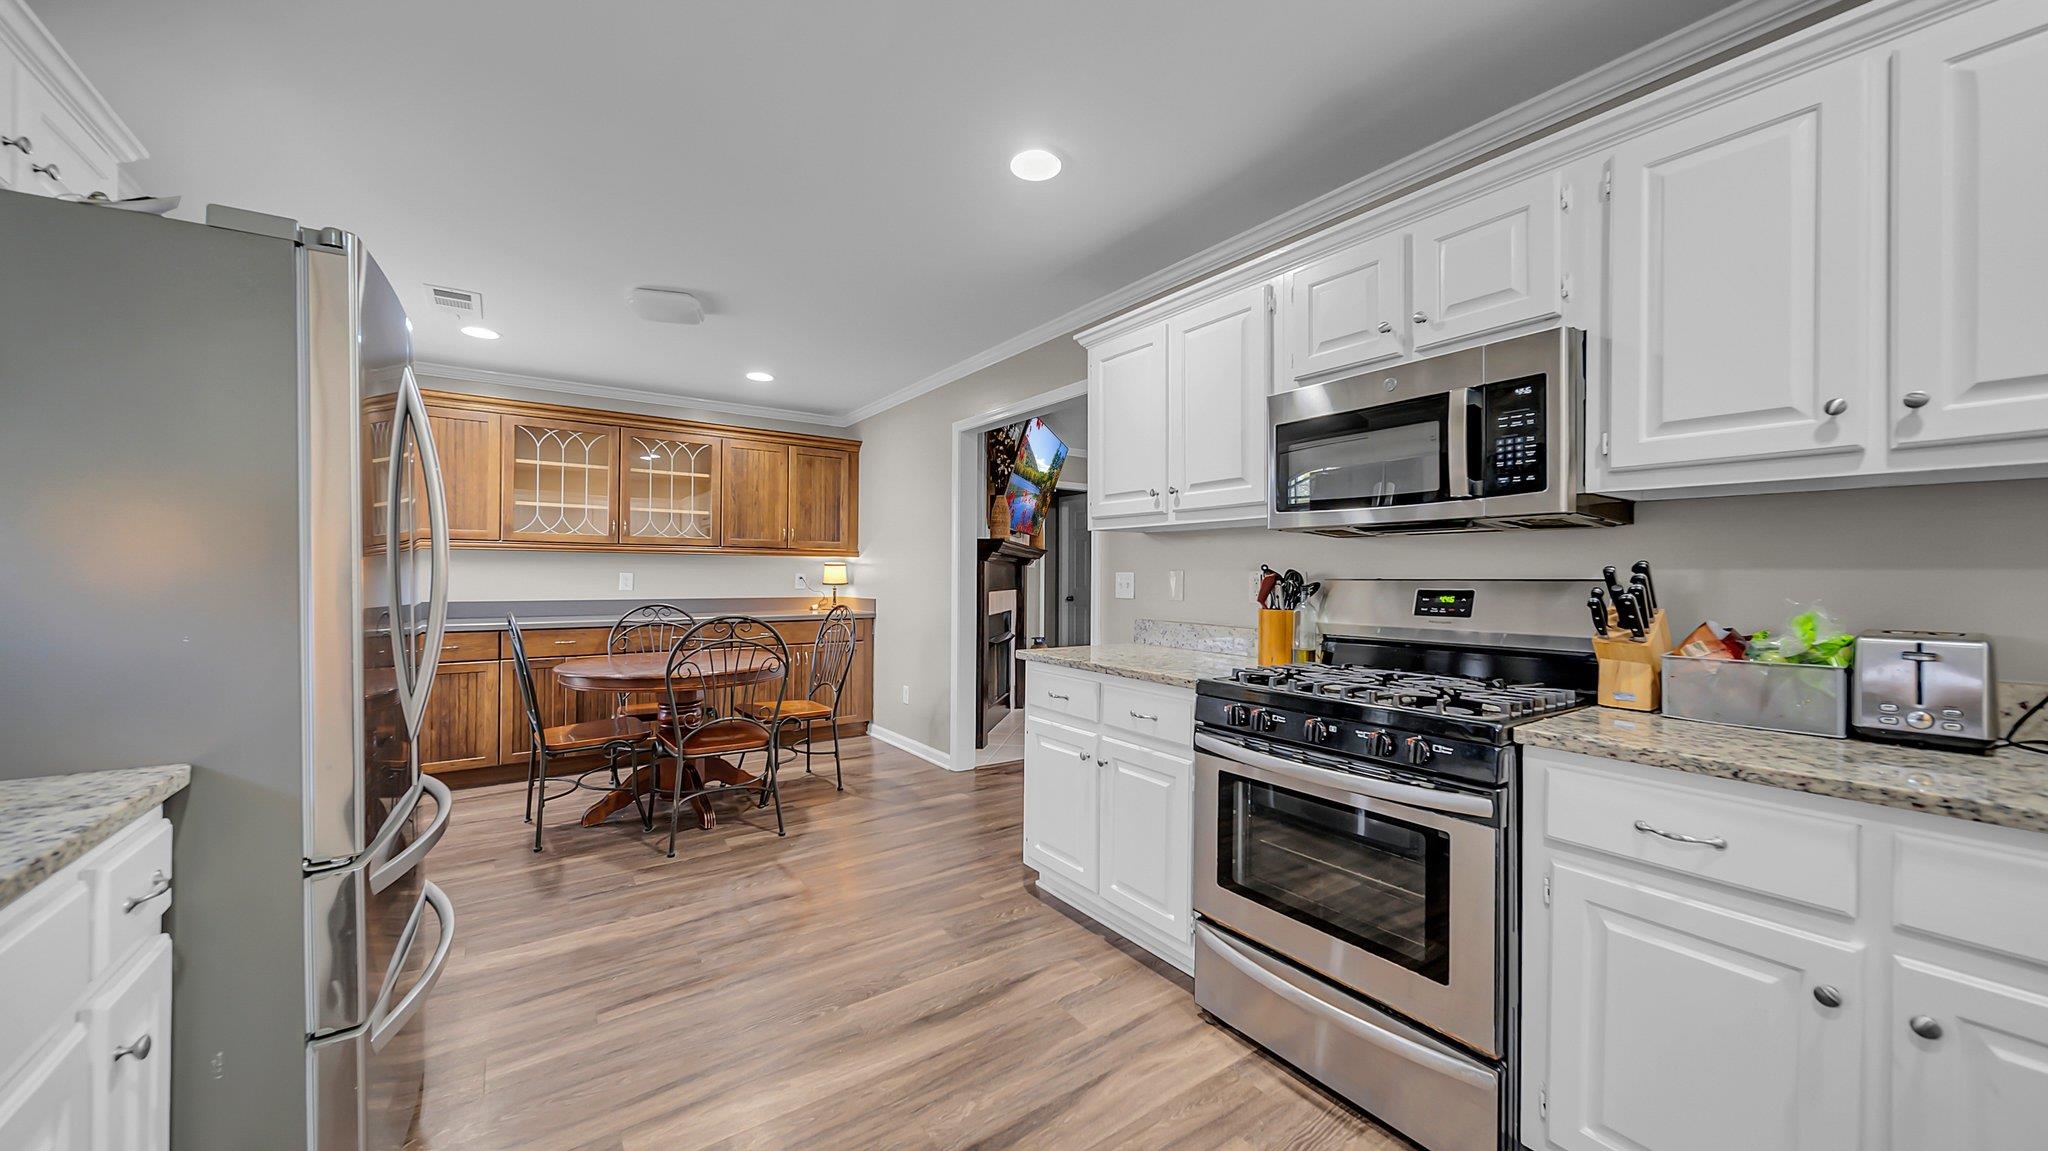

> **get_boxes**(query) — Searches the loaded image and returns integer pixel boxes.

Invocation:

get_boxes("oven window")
[1273,394,1449,512]
[1217,771,1452,983]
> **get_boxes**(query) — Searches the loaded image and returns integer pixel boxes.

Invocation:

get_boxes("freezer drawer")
[305,777,450,1036]
[308,881,452,1151]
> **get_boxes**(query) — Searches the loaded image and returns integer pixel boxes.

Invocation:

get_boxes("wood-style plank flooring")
[407,737,1412,1150]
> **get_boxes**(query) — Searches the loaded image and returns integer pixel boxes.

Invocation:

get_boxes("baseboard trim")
[1032,872,1196,976]
[865,724,956,771]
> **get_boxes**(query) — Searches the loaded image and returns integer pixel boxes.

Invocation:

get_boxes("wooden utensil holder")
[1257,609,1296,666]
[1594,609,1672,711]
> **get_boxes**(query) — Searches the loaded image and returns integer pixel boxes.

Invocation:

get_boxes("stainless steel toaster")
[1852,631,1997,752]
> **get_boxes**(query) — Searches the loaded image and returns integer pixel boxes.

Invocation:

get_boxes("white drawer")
[0,879,91,1086]
[1100,679,1195,751]
[82,816,173,978]
[1544,759,1861,915]
[1026,665,1100,724]
[1893,829,2048,966]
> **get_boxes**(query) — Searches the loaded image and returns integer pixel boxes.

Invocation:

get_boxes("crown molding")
[412,361,852,429]
[847,0,1842,421]
[0,0,148,162]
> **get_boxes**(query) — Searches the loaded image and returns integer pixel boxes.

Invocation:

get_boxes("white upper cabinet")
[1891,0,2048,452]
[0,48,19,191]
[1411,171,1563,351]
[1286,231,1408,381]
[1087,322,1170,524]
[1604,56,1880,476]
[1167,284,1270,516]
[13,72,117,200]
[1889,955,2048,1151]
[0,1,146,200]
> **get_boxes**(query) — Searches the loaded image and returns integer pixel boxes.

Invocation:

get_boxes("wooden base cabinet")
[1020,665,1195,972]
[1523,748,2048,1151]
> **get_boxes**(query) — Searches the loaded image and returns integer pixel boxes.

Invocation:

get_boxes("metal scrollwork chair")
[507,615,656,852]
[655,616,790,858]
[608,603,696,720]
[743,605,858,790]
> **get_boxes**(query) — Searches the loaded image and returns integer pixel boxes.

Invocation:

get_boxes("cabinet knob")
[1812,985,1843,1008]
[1902,391,1931,410]
[1413,310,1429,324]
[1377,321,1394,334]
[1148,488,1158,498]
[1822,397,1848,417]
[0,134,29,154]
[1908,1015,1943,1040]
[31,161,60,181]
[113,1034,153,1062]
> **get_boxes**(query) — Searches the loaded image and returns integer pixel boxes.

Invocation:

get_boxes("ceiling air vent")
[425,284,482,319]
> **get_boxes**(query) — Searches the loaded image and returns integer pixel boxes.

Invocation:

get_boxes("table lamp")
[819,562,849,610]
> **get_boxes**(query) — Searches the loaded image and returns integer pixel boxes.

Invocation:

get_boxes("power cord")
[1998,692,2048,757]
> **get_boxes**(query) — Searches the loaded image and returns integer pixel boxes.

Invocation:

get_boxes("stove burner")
[1219,664,1583,722]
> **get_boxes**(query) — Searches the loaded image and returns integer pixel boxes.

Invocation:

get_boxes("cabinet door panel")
[1892,956,2048,1151]
[1893,0,2048,450]
[1088,322,1169,522]
[619,427,720,547]
[501,417,618,543]
[424,405,500,540]
[0,1024,91,1151]
[1097,737,1191,941]
[1547,860,1863,1151]
[1287,231,1407,381]
[721,437,791,548]
[1022,718,1099,890]
[1606,58,1878,473]
[419,661,500,775]
[87,937,172,1151]
[498,656,614,768]
[14,73,118,201]
[1167,285,1269,516]
[787,445,856,552]
[1412,172,1561,351]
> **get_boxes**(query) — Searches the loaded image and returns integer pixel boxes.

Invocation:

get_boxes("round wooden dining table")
[553,649,781,829]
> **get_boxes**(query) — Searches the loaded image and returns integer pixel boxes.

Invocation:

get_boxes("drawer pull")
[554,639,579,645]
[113,1034,153,1062]
[123,870,173,913]
[1046,691,1070,701]
[1127,710,1159,722]
[1632,820,1726,850]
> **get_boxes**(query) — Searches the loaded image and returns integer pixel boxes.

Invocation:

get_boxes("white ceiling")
[43,0,1744,421]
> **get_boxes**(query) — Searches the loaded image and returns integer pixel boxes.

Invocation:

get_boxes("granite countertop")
[1520,709,2048,833]
[0,765,190,912]
[1019,644,1250,689]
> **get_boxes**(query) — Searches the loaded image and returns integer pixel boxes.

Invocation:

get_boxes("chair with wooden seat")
[654,616,790,858]
[742,605,858,790]
[508,615,657,852]
[607,603,696,720]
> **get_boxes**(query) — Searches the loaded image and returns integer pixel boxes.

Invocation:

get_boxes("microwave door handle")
[1445,387,1474,499]
[1194,733,1495,819]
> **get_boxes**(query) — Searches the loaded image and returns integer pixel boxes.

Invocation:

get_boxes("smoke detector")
[627,286,705,326]
[425,284,483,320]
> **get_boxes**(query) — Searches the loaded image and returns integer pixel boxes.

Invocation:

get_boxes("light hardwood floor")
[408,736,1412,1150]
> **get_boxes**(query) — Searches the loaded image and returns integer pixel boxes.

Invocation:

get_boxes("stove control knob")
[1364,730,1397,758]
[1257,709,1286,733]
[1224,704,1253,728]
[1405,736,1436,766]
[1303,718,1336,744]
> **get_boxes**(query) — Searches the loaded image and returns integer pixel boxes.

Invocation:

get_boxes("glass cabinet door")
[500,416,618,543]
[618,427,721,546]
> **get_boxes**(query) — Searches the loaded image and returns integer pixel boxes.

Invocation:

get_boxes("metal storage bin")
[1660,655,1850,739]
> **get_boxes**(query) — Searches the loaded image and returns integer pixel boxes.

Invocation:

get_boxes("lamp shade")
[820,562,850,587]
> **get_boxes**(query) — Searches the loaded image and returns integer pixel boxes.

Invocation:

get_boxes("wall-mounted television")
[1002,417,1067,539]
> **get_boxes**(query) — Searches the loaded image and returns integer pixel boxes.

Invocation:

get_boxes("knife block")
[1595,609,1671,711]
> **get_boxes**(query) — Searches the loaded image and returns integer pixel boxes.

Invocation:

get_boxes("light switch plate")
[617,572,634,592]
[1168,570,1184,602]
[901,685,910,705]
[1114,571,1135,600]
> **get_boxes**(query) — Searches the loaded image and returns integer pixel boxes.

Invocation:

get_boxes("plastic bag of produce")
[1747,603,1855,667]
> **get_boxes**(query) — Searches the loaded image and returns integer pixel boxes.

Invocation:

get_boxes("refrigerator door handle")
[370,881,453,1052]
[385,366,452,736]
[369,775,450,895]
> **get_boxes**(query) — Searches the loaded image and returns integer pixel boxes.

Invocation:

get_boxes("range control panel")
[1480,375,1547,496]
[1413,588,1475,618]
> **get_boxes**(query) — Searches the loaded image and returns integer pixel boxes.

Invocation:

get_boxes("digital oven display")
[1413,589,1475,618]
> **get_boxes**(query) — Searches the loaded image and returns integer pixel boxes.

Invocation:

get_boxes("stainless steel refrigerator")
[0,188,455,1149]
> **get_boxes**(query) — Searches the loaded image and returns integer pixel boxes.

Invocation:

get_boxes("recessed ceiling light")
[745,370,774,383]
[1009,148,1062,182]
[460,325,500,340]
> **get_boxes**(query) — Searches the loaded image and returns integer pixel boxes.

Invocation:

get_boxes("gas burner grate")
[1226,663,1583,721]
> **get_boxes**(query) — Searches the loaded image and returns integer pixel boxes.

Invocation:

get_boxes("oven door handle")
[1194,733,1495,819]
[1196,922,1497,1090]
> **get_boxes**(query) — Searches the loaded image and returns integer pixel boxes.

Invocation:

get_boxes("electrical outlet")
[617,571,634,592]
[794,573,810,591]
[1169,570,1184,602]
[1114,571,1135,600]
[900,684,910,705]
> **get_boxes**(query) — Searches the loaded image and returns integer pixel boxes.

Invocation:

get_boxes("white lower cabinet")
[0,810,173,1151]
[1546,859,1865,1151]
[1525,748,2048,1151]
[1021,667,1196,971]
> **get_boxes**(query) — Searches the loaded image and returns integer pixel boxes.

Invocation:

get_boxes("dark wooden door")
[722,436,790,549]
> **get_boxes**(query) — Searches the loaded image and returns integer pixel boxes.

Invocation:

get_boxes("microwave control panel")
[1480,375,1547,496]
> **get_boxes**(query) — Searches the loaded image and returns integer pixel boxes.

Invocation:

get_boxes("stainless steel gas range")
[1191,579,1598,1151]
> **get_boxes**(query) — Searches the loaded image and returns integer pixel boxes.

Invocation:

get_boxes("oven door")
[1194,732,1500,1056]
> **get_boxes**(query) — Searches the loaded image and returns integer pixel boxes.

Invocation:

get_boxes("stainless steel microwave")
[1268,327,1629,535]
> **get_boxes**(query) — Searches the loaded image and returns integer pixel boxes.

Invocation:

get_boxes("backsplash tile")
[1134,618,1255,656]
